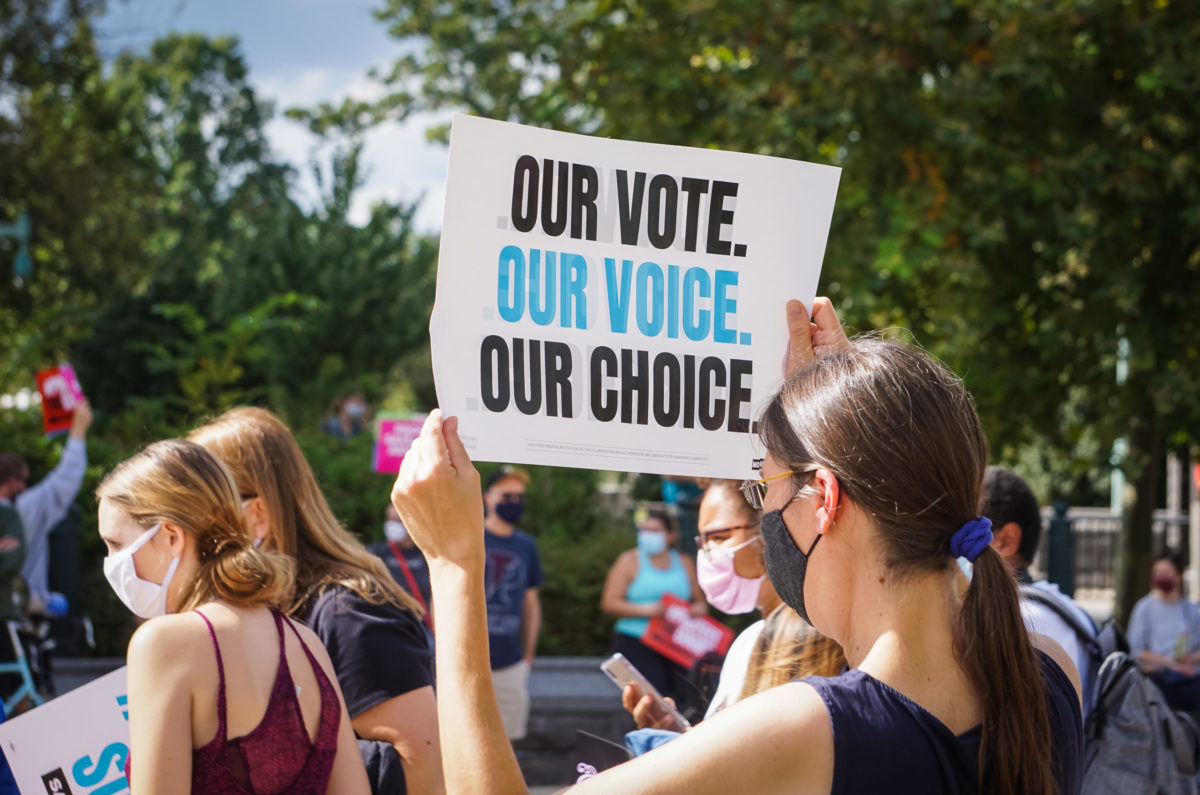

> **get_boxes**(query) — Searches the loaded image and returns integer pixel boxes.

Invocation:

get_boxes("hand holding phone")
[601,652,691,731]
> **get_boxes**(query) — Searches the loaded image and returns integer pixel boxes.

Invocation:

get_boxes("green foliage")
[372,0,1200,621]
[537,528,633,656]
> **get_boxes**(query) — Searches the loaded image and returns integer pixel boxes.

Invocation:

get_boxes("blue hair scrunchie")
[950,517,993,562]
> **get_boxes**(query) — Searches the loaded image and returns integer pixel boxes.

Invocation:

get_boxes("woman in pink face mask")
[623,480,844,730]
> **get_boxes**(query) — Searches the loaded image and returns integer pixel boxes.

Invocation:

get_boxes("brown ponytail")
[957,546,1054,794]
[97,439,294,612]
[758,336,1056,795]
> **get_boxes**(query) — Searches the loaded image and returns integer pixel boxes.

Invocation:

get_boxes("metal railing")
[1034,507,1192,595]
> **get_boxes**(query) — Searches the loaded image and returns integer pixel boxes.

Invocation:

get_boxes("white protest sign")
[431,114,840,478]
[0,667,129,794]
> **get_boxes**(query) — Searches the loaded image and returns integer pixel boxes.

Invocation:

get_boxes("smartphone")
[600,652,691,730]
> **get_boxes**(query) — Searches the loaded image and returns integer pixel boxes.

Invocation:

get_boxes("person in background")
[1128,550,1200,712]
[323,394,371,441]
[96,439,368,794]
[481,465,543,741]
[368,504,433,639]
[602,510,706,707]
[983,466,1098,714]
[191,408,442,794]
[624,480,844,731]
[0,398,92,610]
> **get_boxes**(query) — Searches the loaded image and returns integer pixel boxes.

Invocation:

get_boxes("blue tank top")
[801,650,1082,794]
[614,549,692,638]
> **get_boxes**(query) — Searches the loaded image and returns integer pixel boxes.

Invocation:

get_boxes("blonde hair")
[189,407,421,617]
[738,604,846,700]
[96,439,294,612]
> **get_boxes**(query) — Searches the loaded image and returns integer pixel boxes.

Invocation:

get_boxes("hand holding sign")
[784,297,851,377]
[390,410,485,569]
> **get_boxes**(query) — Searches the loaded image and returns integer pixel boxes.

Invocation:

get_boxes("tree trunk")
[1114,409,1165,627]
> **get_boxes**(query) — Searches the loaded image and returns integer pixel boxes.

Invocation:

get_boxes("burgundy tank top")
[125,609,341,794]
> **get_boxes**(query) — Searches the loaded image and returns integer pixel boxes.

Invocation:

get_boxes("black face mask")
[761,507,822,625]
[494,501,526,525]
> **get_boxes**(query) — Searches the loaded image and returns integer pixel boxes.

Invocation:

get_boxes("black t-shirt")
[367,540,433,613]
[301,585,434,718]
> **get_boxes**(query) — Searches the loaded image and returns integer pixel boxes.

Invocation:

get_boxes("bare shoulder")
[612,548,639,572]
[127,613,211,678]
[1032,632,1083,705]
[283,614,337,671]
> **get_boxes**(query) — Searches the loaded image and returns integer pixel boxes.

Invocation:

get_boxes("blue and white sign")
[0,667,129,794]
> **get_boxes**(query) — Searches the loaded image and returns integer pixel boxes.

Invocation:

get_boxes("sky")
[95,0,450,231]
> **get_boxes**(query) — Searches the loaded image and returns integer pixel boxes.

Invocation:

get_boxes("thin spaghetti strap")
[280,612,325,674]
[193,609,228,742]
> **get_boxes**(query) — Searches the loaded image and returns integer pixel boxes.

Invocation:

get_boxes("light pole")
[0,211,32,279]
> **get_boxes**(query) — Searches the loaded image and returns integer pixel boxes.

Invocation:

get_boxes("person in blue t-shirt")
[481,465,544,741]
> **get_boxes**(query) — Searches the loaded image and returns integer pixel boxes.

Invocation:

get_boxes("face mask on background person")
[1154,576,1178,593]
[103,523,181,619]
[697,536,764,614]
[384,519,409,543]
[494,500,525,525]
[637,530,668,556]
[344,401,367,418]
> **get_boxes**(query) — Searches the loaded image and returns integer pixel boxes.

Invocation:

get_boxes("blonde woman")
[97,439,368,794]
[190,408,442,794]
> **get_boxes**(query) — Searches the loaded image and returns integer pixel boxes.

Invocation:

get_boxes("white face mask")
[103,523,181,619]
[384,519,408,543]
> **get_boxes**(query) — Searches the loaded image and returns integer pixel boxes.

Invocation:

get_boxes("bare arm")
[392,411,527,794]
[521,588,541,663]
[600,552,659,618]
[125,619,199,795]
[352,687,444,793]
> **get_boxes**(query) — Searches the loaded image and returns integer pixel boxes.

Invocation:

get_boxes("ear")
[244,497,270,542]
[990,521,1023,564]
[812,468,841,535]
[159,522,189,557]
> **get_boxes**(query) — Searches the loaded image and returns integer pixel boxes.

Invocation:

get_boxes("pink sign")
[372,414,426,473]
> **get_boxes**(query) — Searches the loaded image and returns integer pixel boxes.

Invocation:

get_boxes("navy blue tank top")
[801,650,1082,794]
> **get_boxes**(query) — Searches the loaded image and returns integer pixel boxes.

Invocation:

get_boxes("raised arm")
[391,411,527,794]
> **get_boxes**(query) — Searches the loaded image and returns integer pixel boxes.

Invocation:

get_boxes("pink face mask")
[697,536,764,614]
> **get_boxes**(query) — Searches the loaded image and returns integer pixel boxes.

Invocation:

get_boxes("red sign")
[35,364,84,436]
[641,594,735,668]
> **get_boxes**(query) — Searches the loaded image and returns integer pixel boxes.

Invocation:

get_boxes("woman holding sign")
[390,298,1083,795]
[96,440,369,794]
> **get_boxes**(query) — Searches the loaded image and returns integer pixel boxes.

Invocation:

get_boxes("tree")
[373,0,1200,621]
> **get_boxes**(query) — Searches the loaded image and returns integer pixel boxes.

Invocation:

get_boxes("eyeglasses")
[694,523,759,551]
[740,471,796,509]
